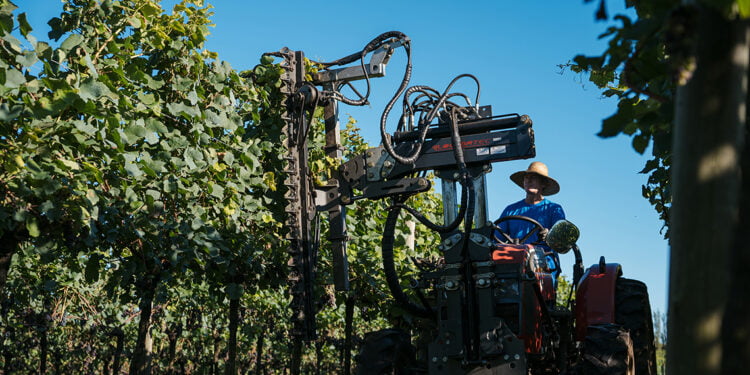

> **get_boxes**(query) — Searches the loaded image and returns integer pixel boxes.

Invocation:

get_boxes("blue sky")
[20,0,670,314]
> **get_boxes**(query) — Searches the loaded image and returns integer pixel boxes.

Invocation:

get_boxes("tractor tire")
[615,278,657,375]
[356,329,416,375]
[579,324,635,375]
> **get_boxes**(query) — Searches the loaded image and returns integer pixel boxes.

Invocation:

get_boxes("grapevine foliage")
[567,1,679,237]
[0,1,444,373]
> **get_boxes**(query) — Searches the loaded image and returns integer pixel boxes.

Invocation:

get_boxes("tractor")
[355,217,657,375]
[268,31,657,374]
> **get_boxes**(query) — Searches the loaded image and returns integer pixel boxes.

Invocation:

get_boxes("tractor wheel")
[356,329,416,375]
[579,324,635,375]
[615,278,657,375]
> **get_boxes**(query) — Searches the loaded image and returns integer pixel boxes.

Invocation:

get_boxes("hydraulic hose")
[380,75,480,165]
[389,179,469,233]
[316,31,408,67]
[370,39,487,333]
[381,202,432,318]
[334,31,412,107]
[379,173,476,321]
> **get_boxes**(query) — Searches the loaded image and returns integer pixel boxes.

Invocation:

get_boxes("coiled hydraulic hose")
[380,201,433,318]
[380,173,476,319]
[323,31,412,108]
[380,74,480,165]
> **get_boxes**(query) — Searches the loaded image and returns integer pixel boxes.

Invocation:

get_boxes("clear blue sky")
[21,0,670,314]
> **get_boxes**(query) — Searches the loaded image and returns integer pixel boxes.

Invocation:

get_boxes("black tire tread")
[579,324,635,375]
[356,329,415,375]
[615,278,657,375]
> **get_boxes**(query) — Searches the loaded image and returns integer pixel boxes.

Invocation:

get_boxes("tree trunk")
[53,348,62,375]
[112,328,125,375]
[315,340,323,375]
[130,279,157,375]
[722,20,750,375]
[166,323,181,375]
[40,314,48,374]
[667,5,748,375]
[255,329,265,375]
[226,298,240,375]
[343,295,354,375]
[213,328,222,375]
[0,232,18,294]
[103,351,113,375]
[50,347,60,375]
[39,295,52,375]
[290,339,302,375]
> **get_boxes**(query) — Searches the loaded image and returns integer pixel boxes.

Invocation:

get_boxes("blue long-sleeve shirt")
[496,198,566,286]
[497,198,565,244]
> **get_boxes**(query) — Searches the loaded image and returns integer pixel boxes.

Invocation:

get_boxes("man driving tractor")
[496,161,566,287]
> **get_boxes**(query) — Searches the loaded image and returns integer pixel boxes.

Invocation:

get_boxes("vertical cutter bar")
[296,50,318,341]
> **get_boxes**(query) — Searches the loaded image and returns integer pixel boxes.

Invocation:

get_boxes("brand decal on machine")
[431,138,491,152]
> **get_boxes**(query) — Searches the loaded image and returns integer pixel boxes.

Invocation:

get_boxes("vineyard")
[0,0,730,374]
[0,0,447,373]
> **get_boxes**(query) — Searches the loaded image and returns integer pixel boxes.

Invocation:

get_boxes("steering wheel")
[492,215,547,244]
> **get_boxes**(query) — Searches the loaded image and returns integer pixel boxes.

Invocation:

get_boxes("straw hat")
[510,161,560,196]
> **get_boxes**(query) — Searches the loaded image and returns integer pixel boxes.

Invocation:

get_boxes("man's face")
[523,174,546,195]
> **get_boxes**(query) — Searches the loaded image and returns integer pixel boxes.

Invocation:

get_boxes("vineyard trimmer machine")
[266,31,656,375]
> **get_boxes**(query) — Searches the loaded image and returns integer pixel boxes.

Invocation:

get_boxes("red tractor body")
[574,263,621,341]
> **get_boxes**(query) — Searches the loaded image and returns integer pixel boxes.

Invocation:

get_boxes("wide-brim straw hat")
[510,161,560,196]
